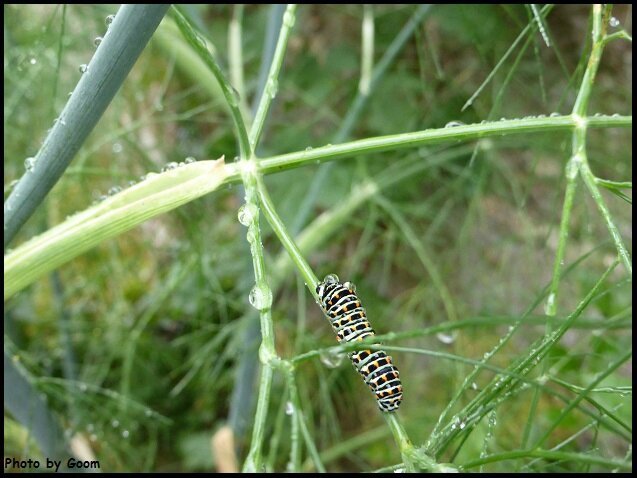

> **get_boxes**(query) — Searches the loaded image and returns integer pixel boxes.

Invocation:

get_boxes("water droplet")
[436,332,456,344]
[111,419,120,428]
[161,161,179,172]
[305,146,313,151]
[105,14,115,26]
[144,409,153,417]
[112,143,123,154]
[24,156,37,172]
[121,430,130,438]
[107,186,122,196]
[323,274,340,285]
[127,180,137,187]
[550,112,560,117]
[285,401,295,415]
[79,383,88,392]
[248,286,273,311]
[282,9,296,28]
[471,382,478,390]
[94,36,103,47]
[609,17,620,28]
[238,203,258,226]
[184,156,196,164]
[90,433,98,442]
[229,87,240,107]
[29,57,37,65]
[266,78,278,99]
[195,34,207,50]
[445,121,465,128]
[544,292,556,316]
[79,64,88,74]
[343,281,357,293]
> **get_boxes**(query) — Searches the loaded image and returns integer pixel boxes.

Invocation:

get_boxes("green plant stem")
[358,5,374,95]
[170,5,250,158]
[580,160,632,275]
[285,369,326,472]
[241,7,298,470]
[238,156,277,472]
[249,4,297,151]
[228,4,251,125]
[257,115,631,175]
[256,175,318,295]
[545,4,632,320]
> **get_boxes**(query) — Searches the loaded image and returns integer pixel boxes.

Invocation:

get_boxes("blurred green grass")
[4,4,631,472]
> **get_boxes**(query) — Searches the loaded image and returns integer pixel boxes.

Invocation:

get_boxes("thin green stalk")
[580,160,632,275]
[358,5,374,95]
[249,4,297,151]
[287,386,301,472]
[545,4,631,320]
[257,115,631,175]
[544,156,579,317]
[228,4,251,126]
[256,175,318,295]
[239,158,277,471]
[243,365,274,472]
[286,369,326,472]
[170,5,251,158]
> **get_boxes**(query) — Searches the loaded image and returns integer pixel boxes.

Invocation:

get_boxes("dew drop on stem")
[249,285,273,311]
[24,157,37,172]
[238,203,258,226]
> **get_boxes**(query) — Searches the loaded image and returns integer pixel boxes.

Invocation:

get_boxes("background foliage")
[4,4,632,472]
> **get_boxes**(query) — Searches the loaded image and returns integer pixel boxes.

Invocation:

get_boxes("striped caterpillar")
[316,274,403,412]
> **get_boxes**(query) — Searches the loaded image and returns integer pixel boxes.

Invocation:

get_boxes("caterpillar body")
[316,274,403,412]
